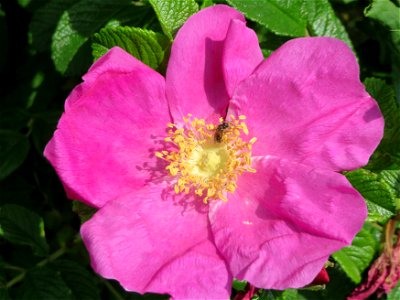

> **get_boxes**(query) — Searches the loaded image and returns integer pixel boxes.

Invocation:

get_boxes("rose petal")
[209,156,367,289]
[81,185,231,299]
[166,5,245,123]
[222,19,263,98]
[44,47,170,208]
[229,37,383,171]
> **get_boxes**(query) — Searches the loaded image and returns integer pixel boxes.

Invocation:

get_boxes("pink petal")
[229,37,384,171]
[222,19,263,98]
[209,156,367,289]
[166,5,245,123]
[81,185,231,299]
[44,47,170,208]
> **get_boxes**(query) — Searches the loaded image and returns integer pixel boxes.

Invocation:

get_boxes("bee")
[214,122,229,143]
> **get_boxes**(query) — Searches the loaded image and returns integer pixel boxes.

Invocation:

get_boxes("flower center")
[156,114,256,203]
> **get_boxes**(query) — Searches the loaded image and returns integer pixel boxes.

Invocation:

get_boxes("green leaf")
[0,130,30,181]
[72,201,97,224]
[17,0,31,7]
[281,289,307,300]
[0,205,49,256]
[105,5,157,29]
[388,281,400,300]
[262,49,273,58]
[331,0,358,3]
[364,78,400,169]
[53,260,99,300]
[201,0,214,9]
[30,0,80,52]
[18,267,72,300]
[228,0,353,49]
[300,0,353,50]
[51,0,133,75]
[365,0,400,52]
[332,223,380,283]
[346,169,397,222]
[149,0,198,40]
[0,288,11,300]
[232,279,247,292]
[258,290,284,300]
[228,0,353,51]
[366,78,399,134]
[379,170,400,205]
[92,26,167,69]
[259,289,306,300]
[227,0,307,37]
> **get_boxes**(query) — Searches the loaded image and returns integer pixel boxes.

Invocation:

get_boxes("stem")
[384,219,397,255]
[36,247,66,267]
[6,271,26,289]
[3,264,25,272]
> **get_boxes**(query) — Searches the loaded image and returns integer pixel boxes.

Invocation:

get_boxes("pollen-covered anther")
[156,114,256,203]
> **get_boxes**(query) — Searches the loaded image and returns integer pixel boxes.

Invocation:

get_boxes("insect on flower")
[214,122,229,143]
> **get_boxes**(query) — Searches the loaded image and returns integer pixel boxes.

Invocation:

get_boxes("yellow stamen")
[241,122,249,135]
[155,114,256,203]
[250,137,257,144]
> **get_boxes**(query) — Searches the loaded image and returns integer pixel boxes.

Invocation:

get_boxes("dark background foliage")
[0,0,399,299]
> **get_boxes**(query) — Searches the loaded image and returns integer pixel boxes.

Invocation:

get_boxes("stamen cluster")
[156,114,256,203]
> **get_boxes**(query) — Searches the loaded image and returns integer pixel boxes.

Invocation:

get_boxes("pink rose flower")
[44,4,384,299]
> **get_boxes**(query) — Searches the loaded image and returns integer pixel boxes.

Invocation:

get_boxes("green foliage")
[0,131,30,181]
[0,205,49,257]
[365,78,400,170]
[346,169,397,222]
[92,26,168,69]
[201,0,214,9]
[379,170,400,208]
[227,0,306,37]
[50,0,136,75]
[259,289,307,300]
[18,267,73,300]
[52,260,100,300]
[332,223,380,284]
[365,0,400,53]
[228,0,353,49]
[300,0,353,49]
[232,279,247,291]
[30,0,80,52]
[0,288,11,300]
[72,201,97,224]
[149,0,198,40]
[387,281,400,300]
